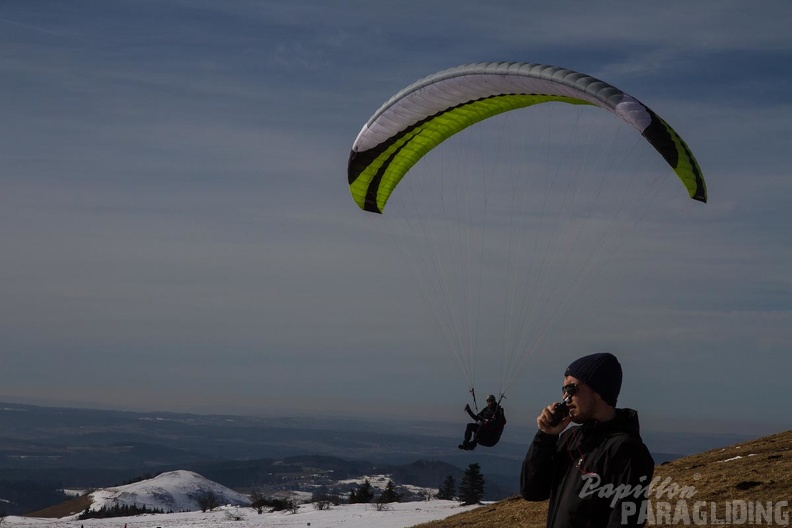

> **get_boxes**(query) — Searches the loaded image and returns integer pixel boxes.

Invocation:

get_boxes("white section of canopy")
[351,62,651,153]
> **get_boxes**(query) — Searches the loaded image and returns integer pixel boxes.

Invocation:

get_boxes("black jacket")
[520,409,654,528]
[467,403,505,424]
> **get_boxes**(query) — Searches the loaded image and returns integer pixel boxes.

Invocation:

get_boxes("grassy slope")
[27,493,93,518]
[416,429,792,528]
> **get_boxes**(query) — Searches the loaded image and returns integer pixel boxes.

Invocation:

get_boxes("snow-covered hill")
[7,469,481,528]
[89,470,250,512]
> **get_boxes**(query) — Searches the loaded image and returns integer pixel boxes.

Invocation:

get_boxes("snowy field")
[3,471,481,528]
[5,501,479,528]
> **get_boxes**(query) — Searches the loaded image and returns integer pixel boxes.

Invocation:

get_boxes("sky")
[1,1,790,436]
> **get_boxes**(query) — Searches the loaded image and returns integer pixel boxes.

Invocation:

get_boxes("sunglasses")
[562,383,579,396]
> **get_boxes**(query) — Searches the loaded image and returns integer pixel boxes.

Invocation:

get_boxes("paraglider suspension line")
[469,387,479,413]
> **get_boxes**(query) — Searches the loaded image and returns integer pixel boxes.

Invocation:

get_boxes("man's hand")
[537,403,570,435]
[464,404,471,412]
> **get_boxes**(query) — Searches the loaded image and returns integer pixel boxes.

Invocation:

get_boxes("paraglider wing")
[348,62,706,214]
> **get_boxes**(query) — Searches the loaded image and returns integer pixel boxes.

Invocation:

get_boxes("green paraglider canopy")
[346,61,706,401]
[349,62,705,214]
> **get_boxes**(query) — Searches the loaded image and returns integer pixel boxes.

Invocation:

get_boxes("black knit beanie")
[565,352,622,407]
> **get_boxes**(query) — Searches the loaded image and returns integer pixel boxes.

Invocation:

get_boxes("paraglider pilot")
[459,394,506,450]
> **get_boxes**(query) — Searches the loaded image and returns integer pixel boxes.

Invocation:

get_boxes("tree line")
[346,463,485,507]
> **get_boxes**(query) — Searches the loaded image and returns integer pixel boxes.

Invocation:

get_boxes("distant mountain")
[0,400,757,515]
[30,471,250,517]
[92,470,251,512]
[0,400,526,501]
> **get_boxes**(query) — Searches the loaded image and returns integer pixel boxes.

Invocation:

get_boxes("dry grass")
[25,493,93,518]
[418,497,548,528]
[415,429,792,528]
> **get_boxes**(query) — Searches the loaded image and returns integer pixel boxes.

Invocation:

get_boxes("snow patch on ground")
[6,500,478,528]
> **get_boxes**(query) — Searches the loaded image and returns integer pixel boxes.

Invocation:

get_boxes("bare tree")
[250,490,265,514]
[312,500,332,511]
[195,490,221,512]
[374,499,392,512]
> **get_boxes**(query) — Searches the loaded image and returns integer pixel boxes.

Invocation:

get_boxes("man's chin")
[569,412,586,424]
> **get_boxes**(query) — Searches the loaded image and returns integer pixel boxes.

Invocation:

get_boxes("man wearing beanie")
[520,353,654,527]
